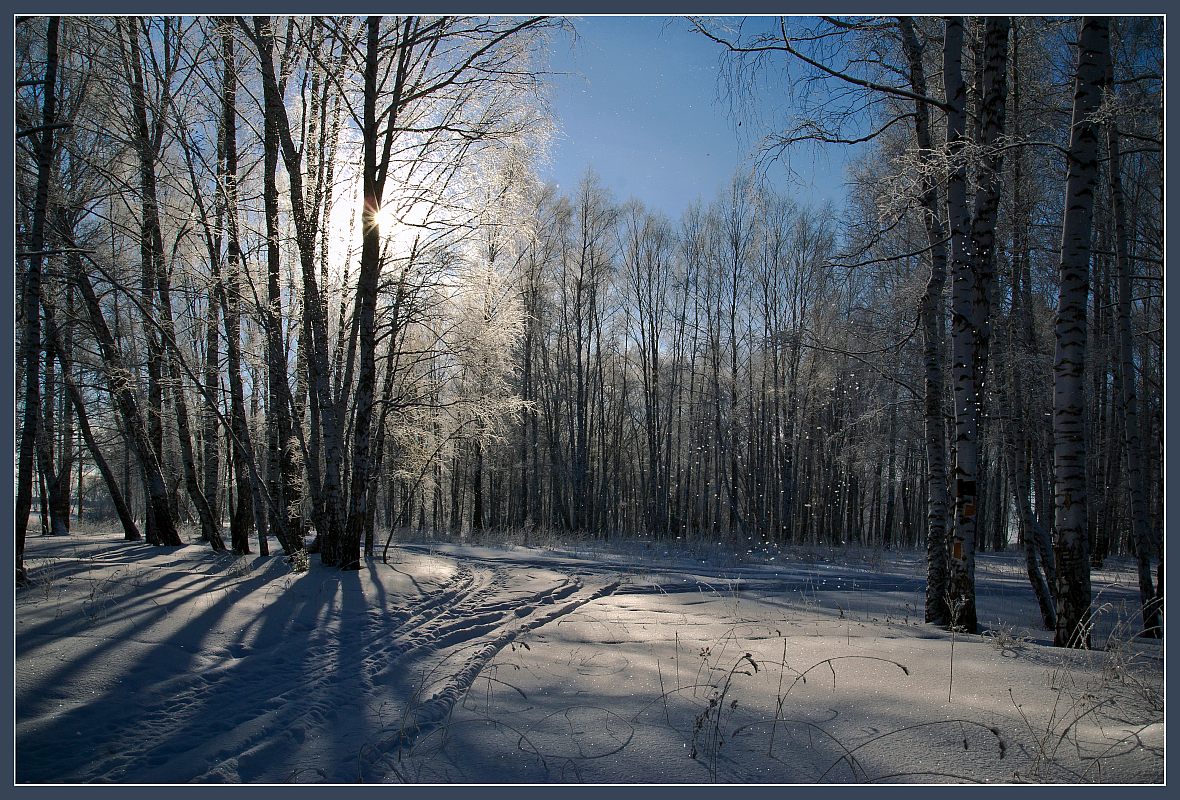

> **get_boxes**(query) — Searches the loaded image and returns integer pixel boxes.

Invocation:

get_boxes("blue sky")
[538,15,851,219]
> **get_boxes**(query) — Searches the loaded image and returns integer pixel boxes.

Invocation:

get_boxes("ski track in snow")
[16,542,623,784]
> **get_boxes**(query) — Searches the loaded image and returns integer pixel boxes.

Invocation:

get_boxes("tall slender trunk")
[37,297,71,537]
[259,17,300,556]
[51,288,76,534]
[943,17,981,634]
[248,15,345,562]
[939,17,1008,634]
[1053,17,1108,648]
[471,439,484,535]
[16,16,60,581]
[899,17,952,625]
[882,386,898,549]
[202,258,222,531]
[343,16,397,569]
[120,18,170,544]
[969,16,1011,559]
[219,18,257,554]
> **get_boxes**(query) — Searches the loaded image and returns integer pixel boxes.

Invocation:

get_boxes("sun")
[373,197,432,257]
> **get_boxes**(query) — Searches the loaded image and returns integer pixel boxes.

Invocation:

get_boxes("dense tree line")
[15,16,1162,647]
[686,15,1163,642]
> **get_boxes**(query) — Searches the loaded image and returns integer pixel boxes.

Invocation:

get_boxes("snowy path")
[15,534,1162,784]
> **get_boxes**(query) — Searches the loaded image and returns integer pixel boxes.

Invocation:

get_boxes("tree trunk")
[37,297,71,537]
[1053,17,1108,648]
[941,17,1007,634]
[16,16,60,584]
[943,17,981,634]
[882,388,898,550]
[342,16,395,570]
[202,271,221,532]
[899,17,952,625]
[247,15,345,562]
[219,18,258,555]
[258,15,301,557]
[121,18,170,546]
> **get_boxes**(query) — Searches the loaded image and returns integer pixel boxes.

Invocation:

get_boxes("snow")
[15,531,1163,784]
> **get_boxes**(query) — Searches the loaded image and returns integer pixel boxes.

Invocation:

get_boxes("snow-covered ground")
[15,530,1163,784]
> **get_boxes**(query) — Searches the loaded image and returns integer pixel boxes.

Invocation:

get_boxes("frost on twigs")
[873,137,1021,223]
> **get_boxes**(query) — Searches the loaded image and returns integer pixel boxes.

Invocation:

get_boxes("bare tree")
[1052,17,1108,648]
[897,16,953,624]
[250,17,302,556]
[16,17,61,583]
[943,16,1010,635]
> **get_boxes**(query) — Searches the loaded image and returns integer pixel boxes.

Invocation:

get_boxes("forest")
[13,15,1165,784]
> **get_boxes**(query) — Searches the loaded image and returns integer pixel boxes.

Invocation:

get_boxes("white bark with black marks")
[1053,17,1108,648]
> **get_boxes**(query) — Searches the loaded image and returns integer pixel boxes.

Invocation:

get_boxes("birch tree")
[1052,17,1108,648]
[943,16,1010,635]
[897,16,953,625]
[242,15,348,559]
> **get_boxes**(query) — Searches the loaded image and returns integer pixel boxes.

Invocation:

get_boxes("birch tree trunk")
[218,18,259,555]
[246,15,346,563]
[120,18,170,545]
[938,16,1009,634]
[38,291,73,537]
[202,245,221,531]
[257,16,302,557]
[898,17,952,625]
[943,17,981,634]
[342,15,401,569]
[1053,17,1108,648]
[969,18,1010,413]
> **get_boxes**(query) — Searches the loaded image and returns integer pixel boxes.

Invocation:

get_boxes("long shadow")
[23,537,168,564]
[15,567,262,719]
[16,544,285,649]
[17,568,221,651]
[18,552,440,783]
[96,563,345,783]
[16,555,293,782]
[322,567,373,782]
